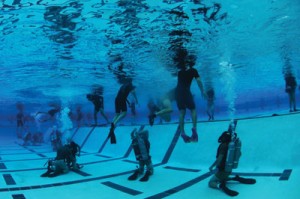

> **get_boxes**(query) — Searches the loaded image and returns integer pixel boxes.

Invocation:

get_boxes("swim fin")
[230,175,256,184]
[220,182,239,196]
[139,170,152,182]
[108,124,117,144]
[110,131,116,144]
[128,170,140,181]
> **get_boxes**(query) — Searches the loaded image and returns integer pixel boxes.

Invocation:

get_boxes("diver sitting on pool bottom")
[41,140,81,177]
[208,121,256,196]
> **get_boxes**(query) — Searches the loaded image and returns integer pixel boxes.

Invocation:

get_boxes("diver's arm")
[195,77,207,99]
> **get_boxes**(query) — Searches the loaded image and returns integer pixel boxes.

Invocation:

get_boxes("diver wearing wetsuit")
[87,94,109,125]
[108,79,138,144]
[175,57,205,143]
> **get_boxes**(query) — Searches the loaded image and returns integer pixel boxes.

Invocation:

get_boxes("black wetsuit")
[285,75,297,93]
[115,82,135,113]
[56,145,72,162]
[216,143,228,171]
[176,68,199,110]
[88,94,104,112]
[207,89,215,101]
[16,112,24,127]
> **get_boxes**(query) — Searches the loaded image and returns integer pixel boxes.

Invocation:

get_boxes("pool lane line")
[102,181,142,196]
[145,171,213,199]
[233,169,292,181]
[164,166,201,172]
[0,169,134,192]
[80,126,96,148]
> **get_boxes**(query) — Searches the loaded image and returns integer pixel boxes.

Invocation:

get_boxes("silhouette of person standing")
[285,73,297,112]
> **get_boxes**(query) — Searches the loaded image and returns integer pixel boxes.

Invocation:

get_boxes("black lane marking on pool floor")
[12,194,26,199]
[94,154,112,158]
[0,157,127,173]
[164,166,201,172]
[0,163,7,169]
[81,157,124,165]
[0,170,134,192]
[102,181,142,196]
[72,169,91,177]
[21,146,47,158]
[145,171,212,199]
[3,174,16,185]
[162,125,181,164]
[70,127,80,139]
[1,168,46,173]
[0,157,49,163]
[80,126,96,148]
[233,169,293,180]
[122,159,137,164]
[279,169,292,180]
[0,152,38,155]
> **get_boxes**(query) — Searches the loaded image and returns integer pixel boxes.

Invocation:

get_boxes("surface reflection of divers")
[208,120,256,196]
[128,128,153,182]
[41,141,82,178]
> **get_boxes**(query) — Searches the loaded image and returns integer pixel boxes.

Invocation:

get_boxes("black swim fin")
[230,175,256,184]
[128,170,140,181]
[40,170,51,177]
[220,182,239,197]
[110,131,116,144]
[139,170,152,182]
[108,124,117,144]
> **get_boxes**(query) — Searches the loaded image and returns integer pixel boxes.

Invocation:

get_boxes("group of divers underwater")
[40,117,256,197]
[38,59,258,197]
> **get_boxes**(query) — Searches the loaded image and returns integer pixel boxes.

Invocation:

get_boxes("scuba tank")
[233,138,241,169]
[131,129,150,161]
[225,138,235,172]
[225,120,242,172]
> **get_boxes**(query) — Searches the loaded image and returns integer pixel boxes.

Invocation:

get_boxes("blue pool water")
[1,1,300,197]
[0,1,299,128]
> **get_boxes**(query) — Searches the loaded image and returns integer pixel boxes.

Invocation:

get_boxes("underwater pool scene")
[0,0,300,199]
